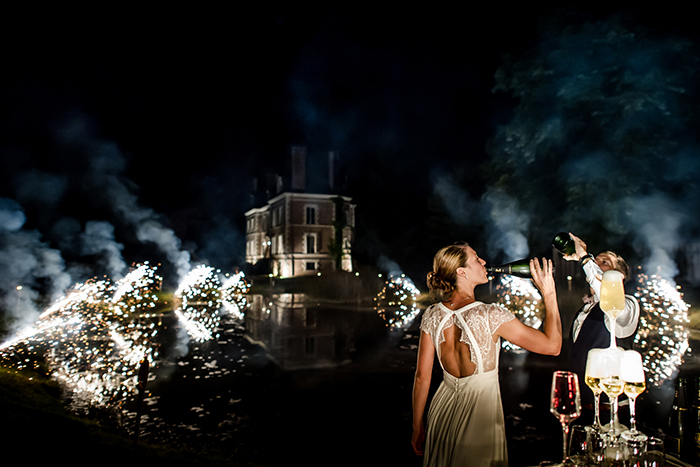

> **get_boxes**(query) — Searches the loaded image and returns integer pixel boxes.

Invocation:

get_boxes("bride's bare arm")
[412,331,435,455]
[495,258,562,356]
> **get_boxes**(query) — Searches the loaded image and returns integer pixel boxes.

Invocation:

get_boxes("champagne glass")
[645,437,665,467]
[585,348,605,431]
[551,371,582,465]
[599,270,626,349]
[620,350,647,442]
[599,348,624,437]
[568,425,589,465]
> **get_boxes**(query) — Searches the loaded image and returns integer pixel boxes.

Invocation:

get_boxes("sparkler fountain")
[373,274,421,331]
[492,265,692,387]
[220,271,251,320]
[0,262,163,409]
[173,265,223,343]
[0,262,252,413]
[492,274,544,352]
[633,269,691,387]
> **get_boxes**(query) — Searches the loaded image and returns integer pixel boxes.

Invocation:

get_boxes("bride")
[411,243,562,466]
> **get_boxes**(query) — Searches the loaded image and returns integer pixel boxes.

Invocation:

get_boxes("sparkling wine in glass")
[599,347,625,437]
[585,349,605,431]
[621,350,647,441]
[551,370,582,464]
[599,270,625,349]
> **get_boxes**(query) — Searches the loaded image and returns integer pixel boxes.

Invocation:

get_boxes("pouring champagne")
[599,270,626,349]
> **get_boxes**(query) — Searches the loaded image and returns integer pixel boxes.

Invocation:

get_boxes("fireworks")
[374,274,421,330]
[220,272,251,320]
[491,267,691,385]
[173,265,224,343]
[493,275,543,351]
[1,262,253,410]
[634,271,691,386]
[0,262,162,408]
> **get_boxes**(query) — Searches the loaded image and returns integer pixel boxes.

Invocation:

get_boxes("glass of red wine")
[550,370,582,465]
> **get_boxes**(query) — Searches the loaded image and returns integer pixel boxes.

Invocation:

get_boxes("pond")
[125,292,690,467]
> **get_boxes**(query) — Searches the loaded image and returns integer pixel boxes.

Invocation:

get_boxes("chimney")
[328,151,336,191]
[291,146,306,192]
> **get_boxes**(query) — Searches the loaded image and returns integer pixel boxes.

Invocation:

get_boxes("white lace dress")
[420,301,515,467]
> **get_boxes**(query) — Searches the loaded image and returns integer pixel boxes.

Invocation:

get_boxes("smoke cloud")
[0,110,195,334]
[81,220,128,279]
[480,188,530,262]
[0,199,72,331]
[53,112,192,282]
[377,255,404,278]
[431,172,530,263]
[434,14,700,283]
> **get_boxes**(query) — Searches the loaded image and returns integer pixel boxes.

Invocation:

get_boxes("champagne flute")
[551,371,582,465]
[599,270,626,349]
[621,350,647,442]
[599,348,625,437]
[585,348,605,431]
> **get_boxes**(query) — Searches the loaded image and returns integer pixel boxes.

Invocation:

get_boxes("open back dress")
[419,301,515,467]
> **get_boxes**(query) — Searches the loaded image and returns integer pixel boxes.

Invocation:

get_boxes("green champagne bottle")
[669,377,692,460]
[552,232,576,256]
[486,259,532,278]
[693,376,700,463]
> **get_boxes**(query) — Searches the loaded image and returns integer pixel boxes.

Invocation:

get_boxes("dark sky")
[1,4,697,291]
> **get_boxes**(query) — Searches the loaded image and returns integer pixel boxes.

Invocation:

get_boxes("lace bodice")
[420,301,515,374]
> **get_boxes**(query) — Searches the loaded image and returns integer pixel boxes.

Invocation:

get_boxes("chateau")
[245,147,355,277]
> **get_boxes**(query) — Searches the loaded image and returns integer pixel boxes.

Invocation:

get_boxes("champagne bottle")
[552,232,576,256]
[486,259,532,278]
[669,377,691,460]
[693,376,700,463]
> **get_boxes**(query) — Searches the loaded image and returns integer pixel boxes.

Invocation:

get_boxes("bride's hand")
[412,425,425,456]
[530,258,555,295]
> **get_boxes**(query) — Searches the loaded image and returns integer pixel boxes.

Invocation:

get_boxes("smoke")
[81,220,127,279]
[54,112,192,281]
[0,198,72,331]
[197,218,245,269]
[14,170,68,210]
[481,188,530,262]
[377,255,403,278]
[0,198,26,233]
[622,193,686,279]
[431,170,477,227]
[0,110,194,338]
[469,14,700,283]
[136,221,191,280]
[431,172,530,262]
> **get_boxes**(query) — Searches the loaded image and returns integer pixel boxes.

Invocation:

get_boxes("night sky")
[2,5,700,319]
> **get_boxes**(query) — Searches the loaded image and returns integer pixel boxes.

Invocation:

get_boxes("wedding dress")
[419,301,515,467]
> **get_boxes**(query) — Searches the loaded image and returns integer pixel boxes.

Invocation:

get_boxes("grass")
[0,366,269,466]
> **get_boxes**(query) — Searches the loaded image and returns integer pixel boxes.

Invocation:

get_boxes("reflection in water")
[245,293,374,370]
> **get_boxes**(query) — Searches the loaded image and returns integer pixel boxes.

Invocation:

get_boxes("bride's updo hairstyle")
[426,242,469,302]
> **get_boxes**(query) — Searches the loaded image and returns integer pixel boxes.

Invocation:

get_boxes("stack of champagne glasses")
[556,270,654,465]
[581,347,648,465]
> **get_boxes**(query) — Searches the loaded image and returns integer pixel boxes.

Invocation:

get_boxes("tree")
[484,15,700,276]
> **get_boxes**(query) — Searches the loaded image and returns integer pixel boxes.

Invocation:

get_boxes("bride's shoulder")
[480,301,516,322]
[474,301,510,314]
[423,302,442,316]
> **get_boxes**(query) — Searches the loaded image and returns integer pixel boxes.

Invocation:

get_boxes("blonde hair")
[598,250,630,282]
[427,242,469,302]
